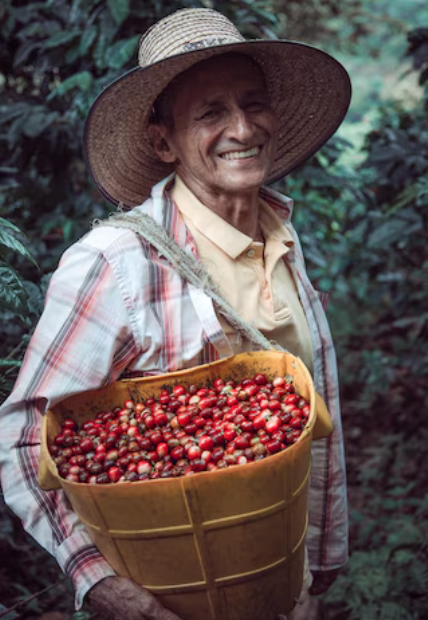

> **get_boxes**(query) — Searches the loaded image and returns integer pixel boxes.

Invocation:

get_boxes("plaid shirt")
[0,174,348,608]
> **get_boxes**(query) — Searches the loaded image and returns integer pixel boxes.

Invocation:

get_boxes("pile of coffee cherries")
[50,373,310,484]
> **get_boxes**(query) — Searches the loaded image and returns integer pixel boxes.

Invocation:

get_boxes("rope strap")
[93,211,283,352]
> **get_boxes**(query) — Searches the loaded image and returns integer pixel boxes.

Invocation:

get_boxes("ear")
[148,124,177,164]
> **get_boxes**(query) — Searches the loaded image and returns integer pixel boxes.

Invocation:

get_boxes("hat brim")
[84,40,351,207]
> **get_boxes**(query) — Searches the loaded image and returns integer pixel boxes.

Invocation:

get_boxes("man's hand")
[309,568,341,596]
[88,576,183,620]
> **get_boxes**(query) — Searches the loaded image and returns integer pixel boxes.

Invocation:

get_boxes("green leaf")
[0,263,29,316]
[107,0,130,26]
[12,584,42,613]
[24,280,45,317]
[66,44,82,64]
[79,25,98,55]
[367,210,424,248]
[105,36,139,69]
[62,219,76,242]
[69,0,84,24]
[43,29,81,49]
[0,167,19,175]
[93,31,108,69]
[47,71,93,100]
[388,184,419,214]
[21,109,59,138]
[0,227,38,266]
[0,605,19,620]
[0,217,21,234]
[72,611,93,620]
[0,359,22,368]
[0,102,31,128]
[13,40,42,67]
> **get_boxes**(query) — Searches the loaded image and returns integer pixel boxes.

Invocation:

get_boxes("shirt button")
[246,249,255,258]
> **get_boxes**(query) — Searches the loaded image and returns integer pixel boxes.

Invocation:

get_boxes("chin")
[226,173,267,192]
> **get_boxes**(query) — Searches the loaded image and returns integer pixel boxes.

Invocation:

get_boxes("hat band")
[182,35,243,53]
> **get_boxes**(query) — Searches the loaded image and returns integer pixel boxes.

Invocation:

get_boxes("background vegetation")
[1,0,428,618]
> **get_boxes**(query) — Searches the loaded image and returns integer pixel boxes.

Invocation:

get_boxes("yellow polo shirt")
[170,176,314,375]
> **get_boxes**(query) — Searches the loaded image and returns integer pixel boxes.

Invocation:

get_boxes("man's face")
[157,54,278,198]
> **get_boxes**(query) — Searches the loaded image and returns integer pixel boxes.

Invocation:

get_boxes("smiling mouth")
[220,146,261,161]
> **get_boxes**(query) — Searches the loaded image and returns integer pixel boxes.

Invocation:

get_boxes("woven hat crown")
[138,8,245,68]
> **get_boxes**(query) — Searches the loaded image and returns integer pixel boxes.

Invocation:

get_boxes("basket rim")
[40,350,317,489]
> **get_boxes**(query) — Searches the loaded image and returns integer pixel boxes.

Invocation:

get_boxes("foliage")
[0,217,37,317]
[218,0,366,43]
[284,24,428,620]
[277,136,372,293]
[323,428,428,620]
[333,30,428,438]
[0,215,40,399]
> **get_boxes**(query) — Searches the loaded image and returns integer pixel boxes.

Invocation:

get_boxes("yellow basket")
[39,351,332,620]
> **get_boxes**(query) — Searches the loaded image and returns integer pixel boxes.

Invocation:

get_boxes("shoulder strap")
[93,211,283,352]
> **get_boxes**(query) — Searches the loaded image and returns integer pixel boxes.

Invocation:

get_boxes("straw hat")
[84,8,351,207]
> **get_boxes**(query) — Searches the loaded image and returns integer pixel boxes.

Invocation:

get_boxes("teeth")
[221,146,260,160]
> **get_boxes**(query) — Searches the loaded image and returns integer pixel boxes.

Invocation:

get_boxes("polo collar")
[170,175,294,259]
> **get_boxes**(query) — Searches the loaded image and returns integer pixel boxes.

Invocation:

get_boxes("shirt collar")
[169,175,294,259]
[170,175,253,259]
[258,199,294,248]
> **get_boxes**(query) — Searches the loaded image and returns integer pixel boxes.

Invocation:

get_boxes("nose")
[227,106,254,142]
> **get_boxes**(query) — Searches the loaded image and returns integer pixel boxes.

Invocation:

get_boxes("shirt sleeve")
[285,222,349,573]
[0,240,141,608]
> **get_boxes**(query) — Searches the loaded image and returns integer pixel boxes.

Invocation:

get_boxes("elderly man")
[0,8,351,620]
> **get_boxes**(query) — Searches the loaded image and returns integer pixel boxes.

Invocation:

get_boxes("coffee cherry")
[51,372,309,484]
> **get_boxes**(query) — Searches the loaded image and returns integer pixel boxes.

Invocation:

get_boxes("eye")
[246,100,267,112]
[201,110,218,119]
[195,105,224,122]
[195,106,223,121]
